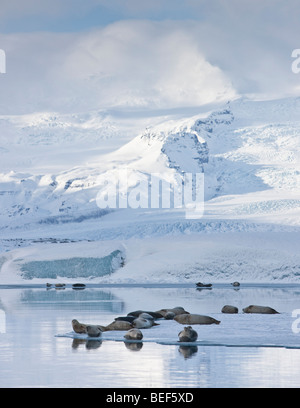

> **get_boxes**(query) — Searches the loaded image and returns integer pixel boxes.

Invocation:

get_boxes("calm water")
[1,284,300,388]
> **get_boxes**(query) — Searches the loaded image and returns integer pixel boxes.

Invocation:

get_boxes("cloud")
[1,1,300,115]
[0,21,237,114]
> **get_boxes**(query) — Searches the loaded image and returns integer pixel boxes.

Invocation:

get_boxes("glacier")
[20,250,124,280]
[1,96,300,283]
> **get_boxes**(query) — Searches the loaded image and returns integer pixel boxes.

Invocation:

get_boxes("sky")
[0,0,300,114]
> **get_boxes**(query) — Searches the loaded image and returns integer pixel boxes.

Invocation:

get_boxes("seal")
[55,283,66,290]
[138,312,155,321]
[132,317,159,329]
[127,310,163,319]
[72,319,87,334]
[221,305,239,314]
[86,325,102,338]
[72,319,103,334]
[103,320,133,331]
[174,313,221,325]
[178,326,198,342]
[164,312,175,320]
[231,281,240,287]
[242,305,280,314]
[114,316,136,323]
[72,283,86,290]
[155,306,190,317]
[124,328,143,341]
[196,282,212,288]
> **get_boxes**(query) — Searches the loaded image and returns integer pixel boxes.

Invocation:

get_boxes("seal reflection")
[124,342,143,351]
[71,338,102,350]
[178,346,198,359]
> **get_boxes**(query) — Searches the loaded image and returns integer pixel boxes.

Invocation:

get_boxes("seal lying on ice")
[174,314,220,325]
[221,305,239,314]
[86,325,102,338]
[124,328,143,341]
[103,320,133,331]
[127,310,163,319]
[72,319,103,334]
[72,319,88,334]
[196,282,212,288]
[155,307,190,318]
[242,305,279,314]
[178,326,198,342]
[114,316,137,323]
[132,317,159,329]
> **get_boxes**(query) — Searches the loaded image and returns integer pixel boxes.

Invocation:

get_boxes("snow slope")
[1,96,300,283]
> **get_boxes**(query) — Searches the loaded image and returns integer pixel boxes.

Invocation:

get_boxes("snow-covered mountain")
[1,97,300,230]
[1,96,300,283]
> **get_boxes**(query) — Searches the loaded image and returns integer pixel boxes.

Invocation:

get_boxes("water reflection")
[19,288,125,313]
[124,342,144,351]
[1,285,300,387]
[72,338,103,350]
[86,340,103,350]
[178,345,198,359]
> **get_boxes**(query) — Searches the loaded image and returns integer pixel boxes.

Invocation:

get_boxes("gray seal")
[178,326,198,342]
[242,305,279,314]
[174,313,221,325]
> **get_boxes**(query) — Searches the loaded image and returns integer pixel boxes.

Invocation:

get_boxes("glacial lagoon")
[1,284,300,388]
